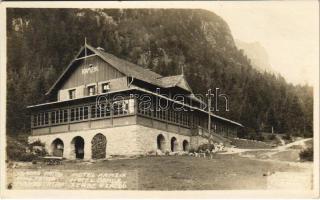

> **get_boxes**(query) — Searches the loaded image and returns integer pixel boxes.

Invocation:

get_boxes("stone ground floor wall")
[28,124,211,160]
[29,125,139,160]
[135,125,192,153]
[190,136,209,150]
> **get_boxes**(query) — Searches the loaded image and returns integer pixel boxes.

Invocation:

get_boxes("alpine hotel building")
[28,44,243,160]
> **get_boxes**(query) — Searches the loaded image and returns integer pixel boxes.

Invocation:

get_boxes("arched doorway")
[182,140,189,151]
[157,134,166,151]
[171,137,178,152]
[91,133,107,159]
[51,138,64,157]
[71,136,85,159]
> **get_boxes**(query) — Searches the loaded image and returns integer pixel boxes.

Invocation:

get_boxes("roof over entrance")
[157,75,193,92]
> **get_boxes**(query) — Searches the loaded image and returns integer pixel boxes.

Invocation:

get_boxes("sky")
[208,1,318,86]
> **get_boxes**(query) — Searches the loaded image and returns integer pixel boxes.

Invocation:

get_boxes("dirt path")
[222,138,312,157]
[221,138,314,190]
[276,135,286,145]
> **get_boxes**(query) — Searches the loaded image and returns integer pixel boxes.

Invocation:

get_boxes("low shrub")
[7,137,47,162]
[147,150,155,155]
[303,132,313,138]
[247,133,256,140]
[29,140,44,147]
[246,133,265,141]
[282,134,292,141]
[268,134,276,140]
[299,147,313,161]
[256,135,265,141]
[289,145,303,150]
[30,140,47,157]
[197,143,215,152]
[188,148,196,153]
[7,146,37,162]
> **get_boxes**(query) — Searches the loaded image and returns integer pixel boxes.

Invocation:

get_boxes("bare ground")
[6,138,314,190]
[7,151,312,190]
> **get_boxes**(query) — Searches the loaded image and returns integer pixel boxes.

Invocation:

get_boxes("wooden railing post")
[111,101,114,127]
[134,96,138,114]
[88,105,92,128]
[48,111,51,133]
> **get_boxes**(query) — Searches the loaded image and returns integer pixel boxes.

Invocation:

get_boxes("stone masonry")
[28,124,207,160]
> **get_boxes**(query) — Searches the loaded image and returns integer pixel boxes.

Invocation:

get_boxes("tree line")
[6,8,313,137]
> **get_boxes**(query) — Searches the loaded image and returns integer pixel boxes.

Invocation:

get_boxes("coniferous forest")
[6,8,313,137]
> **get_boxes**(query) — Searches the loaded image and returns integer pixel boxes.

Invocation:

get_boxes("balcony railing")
[31,97,238,139]
[31,98,135,128]
[137,104,193,129]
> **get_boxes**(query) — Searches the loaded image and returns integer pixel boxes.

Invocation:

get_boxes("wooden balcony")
[30,96,238,138]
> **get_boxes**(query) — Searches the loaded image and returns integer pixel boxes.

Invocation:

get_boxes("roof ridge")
[157,74,183,79]
[175,74,185,87]
[46,44,190,95]
[88,45,163,79]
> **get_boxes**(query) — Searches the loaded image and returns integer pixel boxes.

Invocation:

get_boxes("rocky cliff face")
[235,39,273,72]
[95,9,240,76]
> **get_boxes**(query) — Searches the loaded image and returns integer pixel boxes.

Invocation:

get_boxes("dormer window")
[69,89,76,99]
[88,85,96,96]
[101,83,110,93]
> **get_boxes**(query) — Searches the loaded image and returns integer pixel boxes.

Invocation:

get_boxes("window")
[33,112,49,126]
[79,107,84,120]
[62,110,68,123]
[51,111,57,124]
[84,107,89,119]
[99,103,111,117]
[70,108,76,121]
[69,89,76,99]
[88,85,96,96]
[101,83,110,93]
[113,100,130,116]
[33,115,37,127]
[113,101,123,115]
[91,105,96,118]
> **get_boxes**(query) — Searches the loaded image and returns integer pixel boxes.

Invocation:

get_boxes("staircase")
[192,126,231,144]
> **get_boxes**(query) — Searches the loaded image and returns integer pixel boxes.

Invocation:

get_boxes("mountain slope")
[6,8,313,136]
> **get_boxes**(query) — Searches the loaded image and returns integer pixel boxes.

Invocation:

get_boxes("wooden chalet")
[27,44,243,160]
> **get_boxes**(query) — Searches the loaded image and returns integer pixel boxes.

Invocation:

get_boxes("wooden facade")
[61,56,124,89]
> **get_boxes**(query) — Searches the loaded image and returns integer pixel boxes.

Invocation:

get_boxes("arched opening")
[171,137,178,152]
[91,133,107,159]
[71,136,85,159]
[157,134,166,152]
[51,138,64,157]
[182,140,189,151]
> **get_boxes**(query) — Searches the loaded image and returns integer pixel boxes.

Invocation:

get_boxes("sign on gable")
[82,66,98,75]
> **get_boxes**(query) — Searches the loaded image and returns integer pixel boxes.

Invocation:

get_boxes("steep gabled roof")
[46,44,192,95]
[46,46,86,95]
[95,47,162,81]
